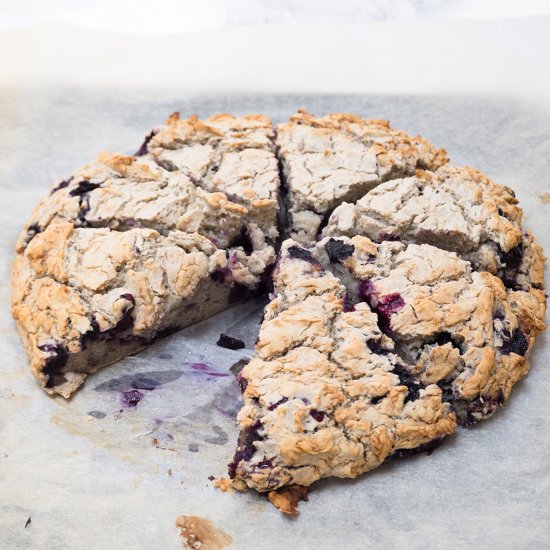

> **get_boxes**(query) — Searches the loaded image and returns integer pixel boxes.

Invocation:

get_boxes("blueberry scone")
[11,111,546,506]
[276,110,448,244]
[12,117,280,397]
[228,236,545,492]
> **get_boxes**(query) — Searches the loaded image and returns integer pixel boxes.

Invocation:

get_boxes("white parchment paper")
[1,18,550,550]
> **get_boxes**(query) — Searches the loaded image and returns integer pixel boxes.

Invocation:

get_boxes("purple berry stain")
[184,362,229,378]
[120,389,144,408]
[358,280,405,335]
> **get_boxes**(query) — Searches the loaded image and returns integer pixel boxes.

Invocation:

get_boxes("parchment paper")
[1,19,550,550]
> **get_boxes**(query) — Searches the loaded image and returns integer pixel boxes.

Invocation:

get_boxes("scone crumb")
[175,515,232,550]
[267,485,310,515]
[211,477,235,493]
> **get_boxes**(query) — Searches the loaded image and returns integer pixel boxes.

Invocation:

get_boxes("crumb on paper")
[168,468,173,476]
[211,477,235,493]
[175,515,232,550]
[151,437,159,447]
[539,191,550,204]
[267,485,309,515]
[25,517,31,528]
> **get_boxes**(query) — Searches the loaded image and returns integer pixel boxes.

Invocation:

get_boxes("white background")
[2,0,550,33]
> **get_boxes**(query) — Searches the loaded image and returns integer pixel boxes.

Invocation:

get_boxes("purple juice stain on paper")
[183,362,230,378]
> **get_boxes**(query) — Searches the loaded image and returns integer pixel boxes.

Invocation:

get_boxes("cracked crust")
[276,110,448,243]
[323,165,525,275]
[146,112,280,242]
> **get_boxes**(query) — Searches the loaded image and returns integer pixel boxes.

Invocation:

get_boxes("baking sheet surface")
[1,91,550,549]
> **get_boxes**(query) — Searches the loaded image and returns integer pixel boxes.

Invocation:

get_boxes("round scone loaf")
[11,111,546,509]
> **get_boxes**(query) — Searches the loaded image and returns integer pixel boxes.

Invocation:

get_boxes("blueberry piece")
[134,130,157,156]
[120,389,144,408]
[287,246,320,266]
[499,244,524,288]
[236,372,248,393]
[393,365,422,403]
[309,409,325,422]
[119,293,136,305]
[500,327,528,356]
[217,333,245,350]
[50,177,72,195]
[465,391,505,425]
[267,397,288,411]
[378,293,405,316]
[228,283,251,304]
[391,437,444,459]
[357,279,375,302]
[69,180,101,197]
[228,420,264,478]
[366,339,390,354]
[342,292,355,312]
[256,457,274,469]
[39,343,69,387]
[25,223,41,242]
[371,395,385,405]
[324,238,355,263]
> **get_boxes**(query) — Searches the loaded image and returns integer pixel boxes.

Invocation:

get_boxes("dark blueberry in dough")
[228,283,252,304]
[267,397,288,411]
[392,437,444,459]
[217,333,245,350]
[287,246,320,266]
[465,391,505,425]
[229,227,254,255]
[228,420,264,478]
[324,238,355,263]
[69,180,101,197]
[236,372,248,393]
[499,244,524,288]
[309,409,325,422]
[500,327,528,356]
[393,365,422,403]
[256,457,274,469]
[39,343,69,388]
[134,130,157,156]
[50,177,72,195]
[119,293,136,305]
[342,292,355,312]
